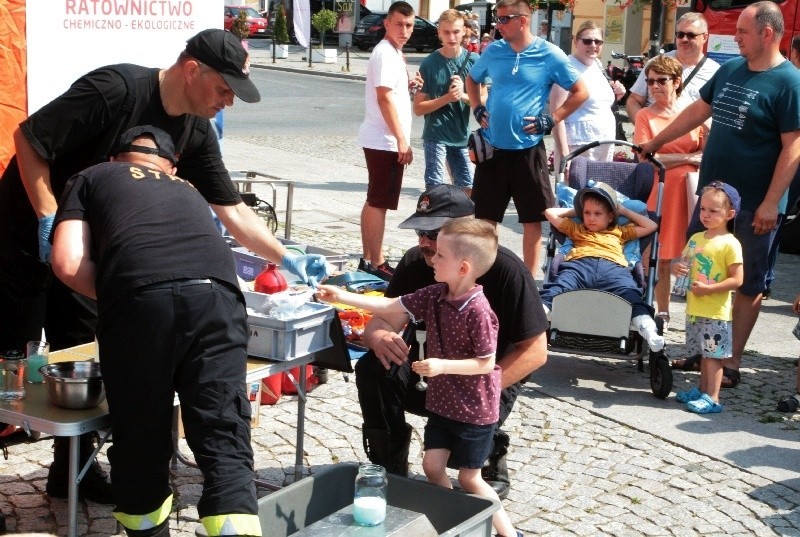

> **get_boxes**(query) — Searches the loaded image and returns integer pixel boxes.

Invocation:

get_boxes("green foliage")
[274,4,290,44]
[231,10,250,40]
[312,8,337,48]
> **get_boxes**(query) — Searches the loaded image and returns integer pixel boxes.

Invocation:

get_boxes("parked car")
[263,0,371,45]
[353,13,440,52]
[224,6,269,38]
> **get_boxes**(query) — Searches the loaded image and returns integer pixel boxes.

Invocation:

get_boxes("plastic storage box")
[233,240,349,282]
[244,291,335,360]
[256,463,499,536]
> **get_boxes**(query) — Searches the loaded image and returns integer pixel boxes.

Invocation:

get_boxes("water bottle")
[672,241,696,297]
[353,463,387,526]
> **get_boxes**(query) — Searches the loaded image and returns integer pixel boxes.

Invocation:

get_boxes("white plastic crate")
[244,291,335,360]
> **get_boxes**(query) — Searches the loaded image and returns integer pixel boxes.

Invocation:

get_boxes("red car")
[224,6,269,38]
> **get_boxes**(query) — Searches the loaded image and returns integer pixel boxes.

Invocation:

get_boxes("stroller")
[544,140,672,398]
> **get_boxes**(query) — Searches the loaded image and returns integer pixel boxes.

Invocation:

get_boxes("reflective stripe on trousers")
[202,513,262,536]
[114,494,172,531]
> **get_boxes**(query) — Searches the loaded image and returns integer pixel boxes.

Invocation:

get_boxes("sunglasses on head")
[494,14,523,25]
[579,38,603,45]
[415,229,440,240]
[675,31,704,40]
[645,76,672,86]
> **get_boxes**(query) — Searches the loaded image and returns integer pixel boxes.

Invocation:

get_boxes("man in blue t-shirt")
[639,0,800,389]
[465,0,588,278]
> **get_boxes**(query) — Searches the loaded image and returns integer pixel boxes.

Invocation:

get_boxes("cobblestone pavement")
[2,43,799,536]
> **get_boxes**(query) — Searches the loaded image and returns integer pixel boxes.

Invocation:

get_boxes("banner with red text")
[26,0,222,113]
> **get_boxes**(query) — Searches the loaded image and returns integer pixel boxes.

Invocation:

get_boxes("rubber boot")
[46,433,113,504]
[362,424,411,477]
[481,431,511,500]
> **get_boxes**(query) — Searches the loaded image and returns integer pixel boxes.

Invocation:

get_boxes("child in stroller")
[541,182,664,353]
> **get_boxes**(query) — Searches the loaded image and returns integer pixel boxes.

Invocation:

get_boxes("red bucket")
[281,365,318,395]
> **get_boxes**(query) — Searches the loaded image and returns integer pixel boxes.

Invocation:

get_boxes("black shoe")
[46,434,114,504]
[365,261,394,282]
[358,258,369,272]
[482,431,511,500]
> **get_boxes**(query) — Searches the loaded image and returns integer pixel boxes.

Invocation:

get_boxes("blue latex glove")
[530,113,555,135]
[38,214,55,263]
[281,253,329,287]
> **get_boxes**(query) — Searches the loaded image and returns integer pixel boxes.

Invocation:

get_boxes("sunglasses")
[675,31,705,40]
[494,14,523,25]
[579,38,604,46]
[645,77,672,86]
[415,229,440,241]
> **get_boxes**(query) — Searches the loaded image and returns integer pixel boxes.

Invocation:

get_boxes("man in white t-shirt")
[356,1,416,281]
[626,12,719,121]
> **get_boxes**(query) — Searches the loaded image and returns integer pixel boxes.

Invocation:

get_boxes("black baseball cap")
[398,185,475,230]
[111,125,178,165]
[185,29,260,103]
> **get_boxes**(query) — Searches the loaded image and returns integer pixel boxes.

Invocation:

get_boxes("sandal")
[777,394,800,413]
[721,367,741,389]
[687,393,723,414]
[671,353,702,371]
[676,386,702,403]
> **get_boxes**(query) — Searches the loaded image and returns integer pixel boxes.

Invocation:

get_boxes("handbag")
[468,128,494,164]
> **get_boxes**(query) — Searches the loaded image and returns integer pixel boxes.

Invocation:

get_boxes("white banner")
[293,0,311,49]
[26,0,222,114]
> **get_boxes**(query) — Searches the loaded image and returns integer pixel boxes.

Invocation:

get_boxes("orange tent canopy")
[0,0,26,176]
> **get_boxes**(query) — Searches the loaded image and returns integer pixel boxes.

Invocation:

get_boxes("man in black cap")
[355,184,548,498]
[51,126,261,537]
[0,28,327,502]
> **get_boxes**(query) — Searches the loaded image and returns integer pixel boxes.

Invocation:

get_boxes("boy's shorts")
[423,413,495,469]
[363,148,404,210]
[686,316,732,359]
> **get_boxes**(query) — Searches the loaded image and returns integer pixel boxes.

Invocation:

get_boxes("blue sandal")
[687,393,723,414]
[676,386,702,403]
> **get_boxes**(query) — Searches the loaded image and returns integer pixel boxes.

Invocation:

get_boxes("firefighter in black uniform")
[51,126,261,537]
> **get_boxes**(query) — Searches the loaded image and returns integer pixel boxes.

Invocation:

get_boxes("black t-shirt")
[54,161,240,315]
[387,245,547,360]
[0,64,238,258]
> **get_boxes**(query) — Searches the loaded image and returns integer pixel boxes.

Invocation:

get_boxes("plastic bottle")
[254,262,288,294]
[353,464,388,526]
[672,241,696,297]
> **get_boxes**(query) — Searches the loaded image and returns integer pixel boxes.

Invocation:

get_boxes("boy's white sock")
[631,315,664,352]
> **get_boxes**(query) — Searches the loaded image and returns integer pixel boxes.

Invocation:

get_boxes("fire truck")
[692,0,800,63]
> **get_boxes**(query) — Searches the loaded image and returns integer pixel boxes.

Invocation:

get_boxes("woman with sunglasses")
[633,54,705,341]
[550,21,626,170]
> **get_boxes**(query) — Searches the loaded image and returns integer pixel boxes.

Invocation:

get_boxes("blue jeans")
[423,140,473,190]
[540,257,650,318]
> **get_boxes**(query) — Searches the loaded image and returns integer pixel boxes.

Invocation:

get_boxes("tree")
[230,10,250,41]
[274,4,290,45]
[311,9,337,49]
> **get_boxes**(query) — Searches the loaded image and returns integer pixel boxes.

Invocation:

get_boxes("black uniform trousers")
[97,280,257,519]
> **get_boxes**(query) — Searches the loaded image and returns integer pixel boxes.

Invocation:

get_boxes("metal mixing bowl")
[40,361,105,410]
